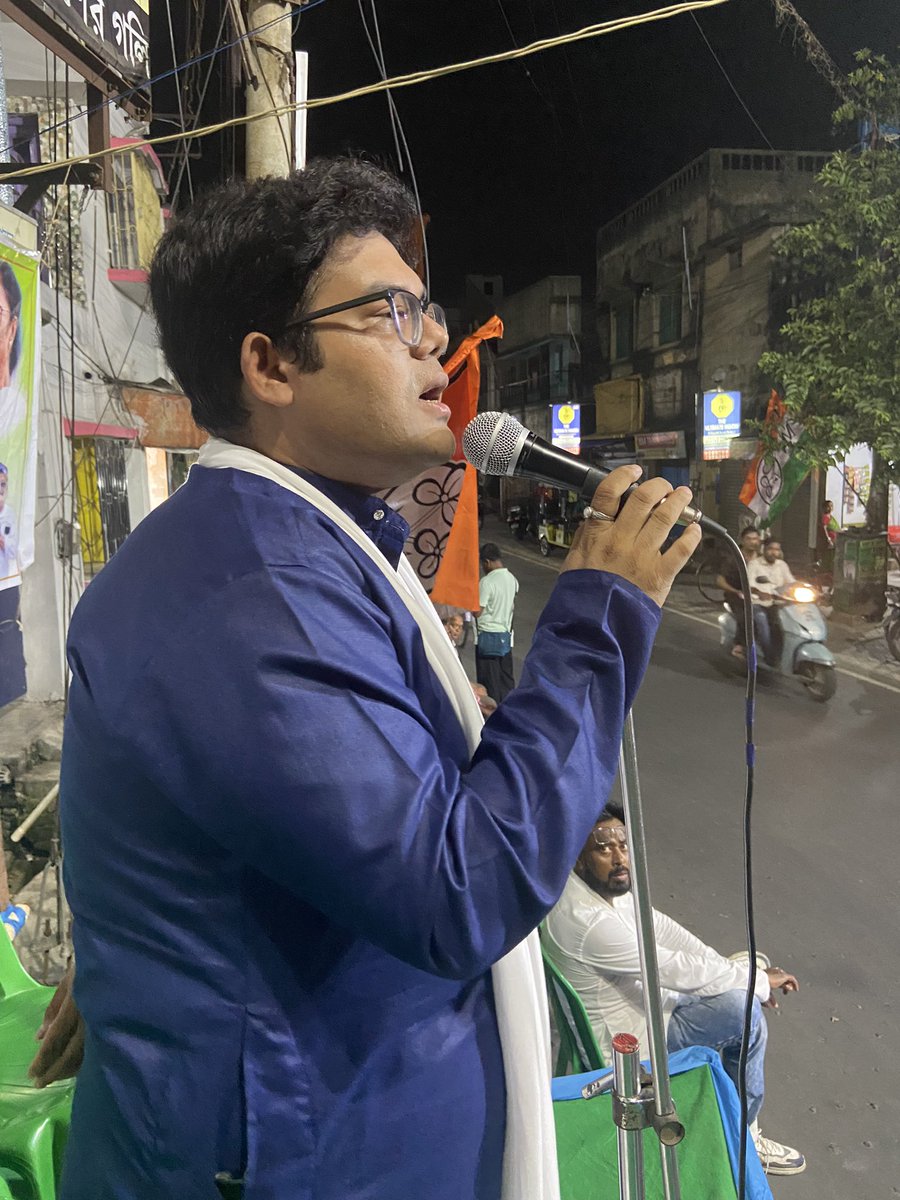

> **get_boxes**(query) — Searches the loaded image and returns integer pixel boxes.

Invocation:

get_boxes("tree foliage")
[759,51,900,490]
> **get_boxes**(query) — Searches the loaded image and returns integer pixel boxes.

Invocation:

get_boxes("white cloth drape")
[197,438,560,1200]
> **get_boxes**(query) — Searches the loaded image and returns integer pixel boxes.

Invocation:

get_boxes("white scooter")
[718,580,837,702]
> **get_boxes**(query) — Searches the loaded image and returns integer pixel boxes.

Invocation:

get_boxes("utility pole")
[244,0,295,179]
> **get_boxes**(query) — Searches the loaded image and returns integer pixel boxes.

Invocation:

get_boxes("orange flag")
[380,316,503,612]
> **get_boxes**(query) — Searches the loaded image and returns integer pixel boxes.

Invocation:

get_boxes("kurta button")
[373,509,385,520]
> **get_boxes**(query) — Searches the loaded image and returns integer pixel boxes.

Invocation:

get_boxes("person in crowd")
[716,525,770,660]
[433,601,466,651]
[475,542,519,704]
[32,159,700,1199]
[543,805,806,1177]
[821,500,839,549]
[748,538,797,657]
[749,538,795,605]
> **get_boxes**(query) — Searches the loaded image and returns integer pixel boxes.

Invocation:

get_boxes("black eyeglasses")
[285,288,448,349]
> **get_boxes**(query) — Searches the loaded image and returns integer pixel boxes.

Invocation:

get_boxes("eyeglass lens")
[390,292,447,348]
[593,827,627,851]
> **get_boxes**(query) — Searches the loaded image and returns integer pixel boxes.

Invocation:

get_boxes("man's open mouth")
[419,383,447,403]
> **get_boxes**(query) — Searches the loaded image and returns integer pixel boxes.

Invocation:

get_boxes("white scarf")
[197,438,560,1200]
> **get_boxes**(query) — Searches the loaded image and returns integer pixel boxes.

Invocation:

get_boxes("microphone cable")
[462,409,761,1193]
[713,530,759,1200]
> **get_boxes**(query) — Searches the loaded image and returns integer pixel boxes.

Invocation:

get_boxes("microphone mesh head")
[462,411,527,475]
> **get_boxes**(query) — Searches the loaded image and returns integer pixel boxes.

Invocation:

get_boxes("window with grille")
[658,289,682,344]
[612,304,634,361]
[73,438,132,577]
[106,144,165,273]
[107,155,139,270]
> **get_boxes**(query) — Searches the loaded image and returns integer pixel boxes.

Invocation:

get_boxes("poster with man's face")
[0,238,41,592]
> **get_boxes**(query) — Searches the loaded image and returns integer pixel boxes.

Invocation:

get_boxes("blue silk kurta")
[59,464,660,1199]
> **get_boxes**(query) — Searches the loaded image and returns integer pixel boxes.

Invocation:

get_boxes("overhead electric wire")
[547,0,594,157]
[690,14,776,150]
[34,0,228,538]
[495,0,558,114]
[357,0,430,295]
[169,3,229,204]
[164,0,194,199]
[0,0,732,187]
[7,0,330,158]
[357,0,402,169]
[767,0,848,100]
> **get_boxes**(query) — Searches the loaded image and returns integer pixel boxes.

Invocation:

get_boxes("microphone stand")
[612,712,684,1200]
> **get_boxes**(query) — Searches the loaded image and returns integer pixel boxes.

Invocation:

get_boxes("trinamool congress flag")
[739,390,809,526]
[380,316,503,613]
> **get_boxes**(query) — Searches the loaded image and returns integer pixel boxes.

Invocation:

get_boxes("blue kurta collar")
[287,466,409,569]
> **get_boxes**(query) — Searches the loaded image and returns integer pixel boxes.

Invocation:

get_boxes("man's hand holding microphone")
[562,465,702,607]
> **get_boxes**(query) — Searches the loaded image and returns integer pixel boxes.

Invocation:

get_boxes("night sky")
[294,0,897,296]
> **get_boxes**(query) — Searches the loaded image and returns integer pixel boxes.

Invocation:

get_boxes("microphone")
[463,411,723,534]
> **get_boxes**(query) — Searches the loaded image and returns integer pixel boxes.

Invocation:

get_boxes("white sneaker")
[751,1125,807,1175]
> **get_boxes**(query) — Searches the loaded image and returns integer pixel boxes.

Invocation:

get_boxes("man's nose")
[411,315,449,360]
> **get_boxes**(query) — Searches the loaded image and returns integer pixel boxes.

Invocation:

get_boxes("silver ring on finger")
[583,505,616,524]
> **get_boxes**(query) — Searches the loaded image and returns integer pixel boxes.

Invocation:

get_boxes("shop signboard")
[551,403,581,455]
[702,390,741,461]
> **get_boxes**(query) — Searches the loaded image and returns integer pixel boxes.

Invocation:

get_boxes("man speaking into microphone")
[53,158,701,1200]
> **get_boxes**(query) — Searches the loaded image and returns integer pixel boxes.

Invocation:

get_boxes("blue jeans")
[752,606,772,661]
[733,606,771,661]
[666,990,767,1123]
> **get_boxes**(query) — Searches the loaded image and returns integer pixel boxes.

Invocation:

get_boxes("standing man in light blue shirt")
[476,542,520,704]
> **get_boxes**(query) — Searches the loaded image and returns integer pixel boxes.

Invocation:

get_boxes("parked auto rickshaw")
[536,486,583,556]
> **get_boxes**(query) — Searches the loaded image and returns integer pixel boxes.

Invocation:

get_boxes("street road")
[465,525,900,1200]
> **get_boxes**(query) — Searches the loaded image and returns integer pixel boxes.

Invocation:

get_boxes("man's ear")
[240,331,295,410]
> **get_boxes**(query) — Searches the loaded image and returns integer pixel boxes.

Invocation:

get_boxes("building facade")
[593,148,829,536]
[0,7,202,709]
[490,273,584,442]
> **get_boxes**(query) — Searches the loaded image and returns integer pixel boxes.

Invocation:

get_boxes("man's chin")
[609,872,632,893]
[430,424,457,458]
[407,426,456,474]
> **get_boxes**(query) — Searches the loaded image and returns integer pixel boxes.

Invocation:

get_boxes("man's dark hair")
[739,525,759,543]
[149,157,419,436]
[597,801,625,825]
[0,261,23,375]
[480,542,501,562]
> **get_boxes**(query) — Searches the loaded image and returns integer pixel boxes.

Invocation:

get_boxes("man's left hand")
[29,961,84,1087]
[763,967,799,1008]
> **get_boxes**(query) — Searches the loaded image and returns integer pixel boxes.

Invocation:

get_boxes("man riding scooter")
[717,531,836,701]
[716,527,769,660]
[749,539,795,659]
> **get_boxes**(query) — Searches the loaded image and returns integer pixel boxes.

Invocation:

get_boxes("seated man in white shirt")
[543,804,806,1176]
